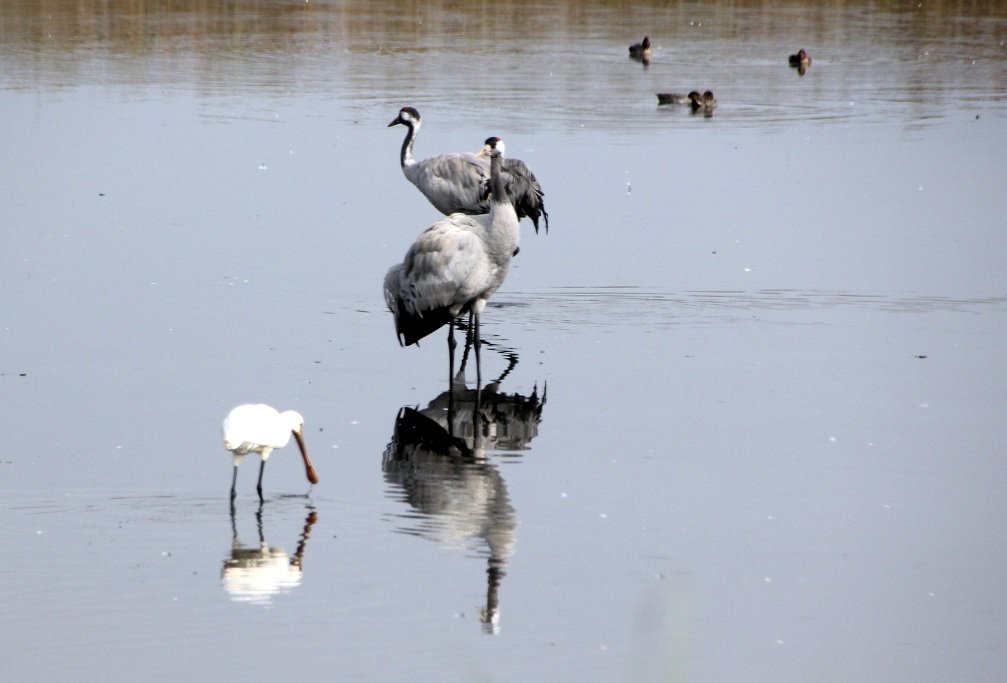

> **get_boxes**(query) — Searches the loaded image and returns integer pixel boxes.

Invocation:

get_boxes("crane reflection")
[383,348,545,633]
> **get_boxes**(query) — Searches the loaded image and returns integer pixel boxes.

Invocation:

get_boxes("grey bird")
[388,107,548,234]
[384,138,520,386]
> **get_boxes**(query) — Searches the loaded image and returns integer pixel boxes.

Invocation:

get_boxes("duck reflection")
[383,368,545,633]
[221,504,318,606]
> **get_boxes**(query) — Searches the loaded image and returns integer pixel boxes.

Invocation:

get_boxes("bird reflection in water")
[221,503,318,606]
[383,344,545,633]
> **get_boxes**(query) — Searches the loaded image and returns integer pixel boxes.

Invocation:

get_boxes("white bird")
[384,138,519,386]
[222,404,319,501]
[388,107,549,234]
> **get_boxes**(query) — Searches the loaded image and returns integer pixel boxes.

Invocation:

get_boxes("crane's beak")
[293,429,320,485]
[387,117,402,127]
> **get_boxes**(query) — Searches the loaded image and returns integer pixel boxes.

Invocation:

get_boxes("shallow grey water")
[2,1,1007,681]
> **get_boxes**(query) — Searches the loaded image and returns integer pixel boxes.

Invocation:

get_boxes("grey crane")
[388,107,548,234]
[384,138,519,386]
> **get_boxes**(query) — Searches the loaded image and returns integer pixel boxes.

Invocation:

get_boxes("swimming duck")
[656,91,699,105]
[629,36,652,63]
[788,49,811,67]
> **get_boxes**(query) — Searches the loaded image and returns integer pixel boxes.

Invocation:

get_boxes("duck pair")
[657,90,718,112]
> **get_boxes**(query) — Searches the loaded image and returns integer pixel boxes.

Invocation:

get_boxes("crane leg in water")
[472,310,482,387]
[447,318,459,391]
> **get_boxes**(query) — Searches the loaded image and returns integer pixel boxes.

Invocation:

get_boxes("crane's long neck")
[486,152,519,260]
[488,152,507,205]
[399,120,418,168]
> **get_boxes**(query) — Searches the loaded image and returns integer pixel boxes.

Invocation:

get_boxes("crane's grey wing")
[501,158,549,234]
[385,262,453,346]
[401,218,490,308]
[384,216,490,346]
[404,154,489,216]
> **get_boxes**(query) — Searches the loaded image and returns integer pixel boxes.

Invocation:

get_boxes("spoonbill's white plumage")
[222,404,319,501]
[384,138,519,385]
[388,107,549,234]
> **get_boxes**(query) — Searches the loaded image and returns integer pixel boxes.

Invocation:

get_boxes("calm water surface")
[2,1,1006,681]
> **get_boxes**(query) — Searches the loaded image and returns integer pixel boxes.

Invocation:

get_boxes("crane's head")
[479,136,505,159]
[388,106,420,128]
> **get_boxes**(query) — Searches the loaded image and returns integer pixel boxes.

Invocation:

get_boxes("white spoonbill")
[222,404,319,501]
[388,107,549,234]
[384,138,519,386]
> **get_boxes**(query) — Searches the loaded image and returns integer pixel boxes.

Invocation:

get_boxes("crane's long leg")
[472,309,482,388]
[473,373,483,450]
[447,317,458,386]
[459,319,472,375]
[256,459,267,502]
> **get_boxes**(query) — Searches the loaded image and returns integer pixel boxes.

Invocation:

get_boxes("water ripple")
[496,287,1007,331]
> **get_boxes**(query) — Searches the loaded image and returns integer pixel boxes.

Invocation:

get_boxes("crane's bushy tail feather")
[394,300,456,347]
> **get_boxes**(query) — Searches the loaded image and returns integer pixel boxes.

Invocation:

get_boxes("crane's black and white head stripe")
[388,106,421,128]
[480,136,506,158]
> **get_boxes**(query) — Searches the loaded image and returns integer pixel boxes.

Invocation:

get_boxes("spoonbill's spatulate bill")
[222,404,319,501]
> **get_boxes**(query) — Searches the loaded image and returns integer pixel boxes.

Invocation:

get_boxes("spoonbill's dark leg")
[256,459,267,502]
[230,465,239,500]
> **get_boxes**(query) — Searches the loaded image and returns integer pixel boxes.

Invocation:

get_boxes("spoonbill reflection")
[222,505,318,606]
[222,404,319,501]
[384,139,519,386]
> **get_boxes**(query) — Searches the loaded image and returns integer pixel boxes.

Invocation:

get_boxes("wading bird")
[388,107,548,234]
[222,404,319,501]
[384,138,519,386]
